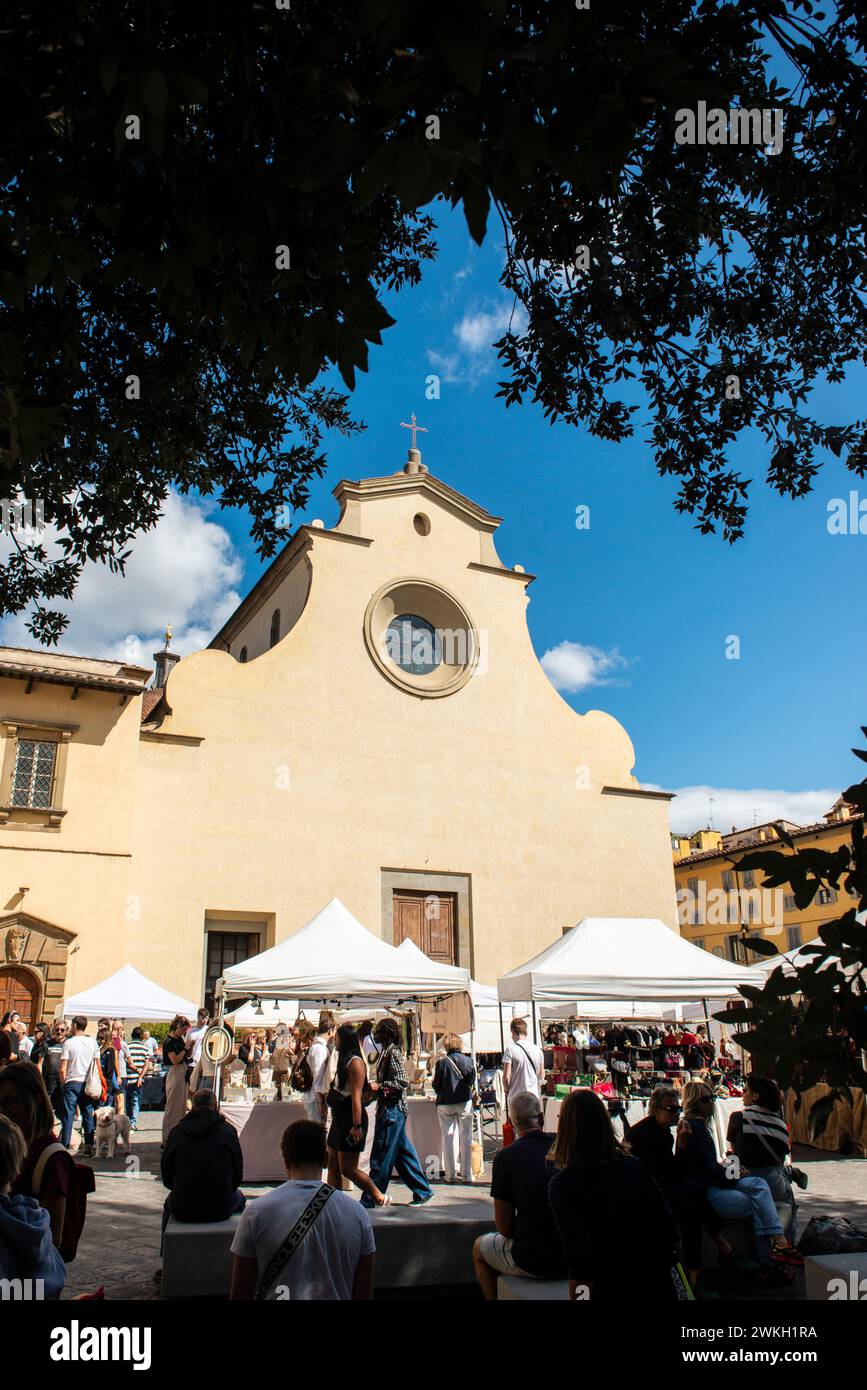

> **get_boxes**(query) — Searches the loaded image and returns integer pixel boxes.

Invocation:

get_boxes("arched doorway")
[0,966,41,1031]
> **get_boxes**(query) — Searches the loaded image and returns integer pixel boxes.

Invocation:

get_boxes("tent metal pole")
[214,983,225,1104]
[531,1000,538,1045]
[498,1001,504,1053]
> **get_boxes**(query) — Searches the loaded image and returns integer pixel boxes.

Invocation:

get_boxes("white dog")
[93,1107,132,1158]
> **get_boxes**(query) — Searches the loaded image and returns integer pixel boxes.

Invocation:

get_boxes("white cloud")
[454,305,514,352]
[427,299,525,386]
[0,491,244,665]
[645,784,841,836]
[540,640,631,692]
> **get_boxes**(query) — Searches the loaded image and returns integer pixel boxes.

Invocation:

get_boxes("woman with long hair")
[97,1027,121,1108]
[162,1015,190,1145]
[547,1089,680,1302]
[677,1079,802,1284]
[110,1019,130,1114]
[363,1017,433,1208]
[326,1023,389,1207]
[237,1031,262,1086]
[0,1060,74,1248]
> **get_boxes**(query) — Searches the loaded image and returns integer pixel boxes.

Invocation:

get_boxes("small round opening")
[413,512,431,536]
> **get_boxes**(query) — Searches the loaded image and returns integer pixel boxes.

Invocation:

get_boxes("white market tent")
[498,917,758,1005]
[62,965,198,1022]
[224,999,300,1030]
[217,896,471,1008]
[539,1000,706,1022]
[751,936,865,984]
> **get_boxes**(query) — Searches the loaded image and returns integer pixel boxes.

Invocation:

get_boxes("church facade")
[0,448,677,1022]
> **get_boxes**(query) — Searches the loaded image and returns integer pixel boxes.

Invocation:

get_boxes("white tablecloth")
[542,1094,741,1159]
[222,1098,447,1183]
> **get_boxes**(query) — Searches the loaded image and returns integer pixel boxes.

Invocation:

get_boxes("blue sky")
[214,203,867,826]
[3,202,864,833]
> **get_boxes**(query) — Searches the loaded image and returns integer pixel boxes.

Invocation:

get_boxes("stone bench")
[804,1252,867,1301]
[161,1214,243,1299]
[497,1274,569,1300]
[701,1201,794,1265]
[369,1197,493,1290]
[161,1197,494,1298]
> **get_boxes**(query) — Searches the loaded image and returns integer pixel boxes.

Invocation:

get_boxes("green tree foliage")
[2,2,866,640]
[721,729,867,1137]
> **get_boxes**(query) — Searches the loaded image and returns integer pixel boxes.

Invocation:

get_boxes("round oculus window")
[363,578,479,698]
[386,613,442,675]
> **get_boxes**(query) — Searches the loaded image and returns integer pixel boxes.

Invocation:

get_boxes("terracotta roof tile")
[141,689,165,722]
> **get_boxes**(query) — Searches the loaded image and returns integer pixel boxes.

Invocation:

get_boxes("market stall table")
[222,1097,448,1182]
[542,1093,742,1159]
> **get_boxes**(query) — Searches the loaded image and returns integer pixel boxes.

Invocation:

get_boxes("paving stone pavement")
[61,1113,866,1302]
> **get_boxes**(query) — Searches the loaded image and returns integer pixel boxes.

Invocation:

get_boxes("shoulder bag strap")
[256,1184,335,1300]
[32,1141,67,1195]
[515,1041,540,1073]
[743,1110,789,1171]
[445,1054,464,1082]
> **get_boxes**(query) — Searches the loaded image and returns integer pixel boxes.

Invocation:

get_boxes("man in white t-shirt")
[186,1008,211,1090]
[304,1013,336,1125]
[230,1119,375,1300]
[501,1019,544,1101]
[58,1014,99,1153]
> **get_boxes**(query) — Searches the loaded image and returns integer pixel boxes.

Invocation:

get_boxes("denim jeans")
[60,1080,96,1147]
[361,1103,434,1206]
[707,1175,783,1260]
[125,1081,142,1127]
[750,1163,797,1237]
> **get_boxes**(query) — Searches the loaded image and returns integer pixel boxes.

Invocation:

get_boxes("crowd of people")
[0,1006,808,1302]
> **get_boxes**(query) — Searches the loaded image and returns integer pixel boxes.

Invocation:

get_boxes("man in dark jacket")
[628,1084,739,1286]
[160,1089,245,1232]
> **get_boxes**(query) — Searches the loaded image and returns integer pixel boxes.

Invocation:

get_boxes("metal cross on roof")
[400,413,428,451]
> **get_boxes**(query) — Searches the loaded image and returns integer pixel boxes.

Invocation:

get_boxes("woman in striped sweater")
[726,1074,797,1228]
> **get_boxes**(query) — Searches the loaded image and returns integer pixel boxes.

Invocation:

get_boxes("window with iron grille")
[783,893,796,912]
[11,738,56,808]
[204,931,258,1014]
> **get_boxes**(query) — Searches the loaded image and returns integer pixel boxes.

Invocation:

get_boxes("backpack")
[32,1141,96,1262]
[290,1050,313,1094]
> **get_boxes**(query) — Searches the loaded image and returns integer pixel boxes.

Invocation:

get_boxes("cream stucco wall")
[0,465,678,1007]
